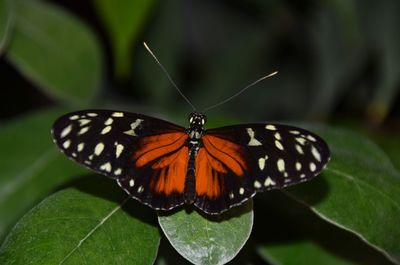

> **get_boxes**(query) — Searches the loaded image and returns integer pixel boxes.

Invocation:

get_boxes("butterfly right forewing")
[52,109,189,210]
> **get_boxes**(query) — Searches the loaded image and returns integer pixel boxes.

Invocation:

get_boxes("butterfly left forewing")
[52,109,188,210]
[195,123,330,214]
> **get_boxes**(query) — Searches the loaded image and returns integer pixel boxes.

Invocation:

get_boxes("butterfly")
[52,109,330,214]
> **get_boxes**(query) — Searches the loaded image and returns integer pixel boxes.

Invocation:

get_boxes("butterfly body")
[52,110,330,214]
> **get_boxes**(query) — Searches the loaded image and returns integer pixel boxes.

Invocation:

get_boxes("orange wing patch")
[133,132,188,195]
[195,135,247,198]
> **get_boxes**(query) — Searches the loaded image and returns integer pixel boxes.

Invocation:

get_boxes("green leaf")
[0,109,87,241]
[0,177,160,264]
[285,125,400,264]
[258,240,354,265]
[93,0,154,79]
[0,0,13,54]
[158,201,253,265]
[6,0,103,105]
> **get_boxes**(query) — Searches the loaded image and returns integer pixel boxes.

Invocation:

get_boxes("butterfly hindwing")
[52,110,188,210]
[194,123,330,214]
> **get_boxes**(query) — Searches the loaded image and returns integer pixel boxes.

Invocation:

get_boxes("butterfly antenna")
[202,71,278,113]
[143,42,197,111]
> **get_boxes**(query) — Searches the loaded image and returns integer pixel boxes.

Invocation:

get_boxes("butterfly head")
[188,112,207,128]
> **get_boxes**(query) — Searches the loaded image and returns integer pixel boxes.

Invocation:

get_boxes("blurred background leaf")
[93,0,154,80]
[0,0,13,55]
[6,0,103,105]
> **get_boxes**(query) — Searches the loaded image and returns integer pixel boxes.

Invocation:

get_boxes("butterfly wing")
[52,110,189,210]
[194,123,330,214]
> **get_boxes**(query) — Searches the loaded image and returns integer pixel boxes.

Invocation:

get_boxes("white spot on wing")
[239,187,245,195]
[78,119,91,126]
[77,143,85,152]
[311,146,321,162]
[307,135,317,142]
[60,125,72,138]
[101,126,112,135]
[246,128,262,146]
[265,124,276,130]
[115,143,124,158]
[290,130,300,135]
[277,158,285,172]
[254,180,262,188]
[63,140,71,149]
[87,113,98,117]
[229,192,234,199]
[94,143,105,156]
[124,119,144,136]
[310,162,317,172]
[104,118,113,126]
[69,115,79,120]
[258,155,268,170]
[112,112,124,117]
[275,140,284,151]
[274,132,281,140]
[114,168,122,175]
[296,162,302,171]
[129,179,135,187]
[296,137,307,145]
[100,162,112,172]
[264,177,276,187]
[78,126,90,135]
[295,144,304,154]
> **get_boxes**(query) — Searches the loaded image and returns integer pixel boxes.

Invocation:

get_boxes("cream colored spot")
[229,192,234,199]
[78,119,91,126]
[246,128,262,146]
[72,153,77,158]
[277,158,285,172]
[115,143,124,158]
[89,155,94,160]
[104,118,113,126]
[239,187,245,195]
[87,113,98,117]
[124,119,144,136]
[300,174,306,178]
[138,186,144,193]
[290,130,300,135]
[296,137,307,145]
[101,126,112,135]
[307,135,317,142]
[295,144,304,154]
[69,115,79,120]
[62,140,71,149]
[100,162,112,172]
[310,162,317,172]
[275,140,284,151]
[94,143,105,156]
[258,155,268,170]
[129,179,135,187]
[60,125,72,138]
[112,112,124,117]
[265,124,276,130]
[78,126,90,135]
[264,177,276,187]
[254,180,262,188]
[114,168,122,176]
[274,132,282,140]
[77,143,85,152]
[311,146,321,162]
[296,162,302,171]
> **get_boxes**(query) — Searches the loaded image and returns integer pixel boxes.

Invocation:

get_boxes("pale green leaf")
[158,201,253,265]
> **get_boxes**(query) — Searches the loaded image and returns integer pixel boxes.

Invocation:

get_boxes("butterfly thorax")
[184,112,207,203]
